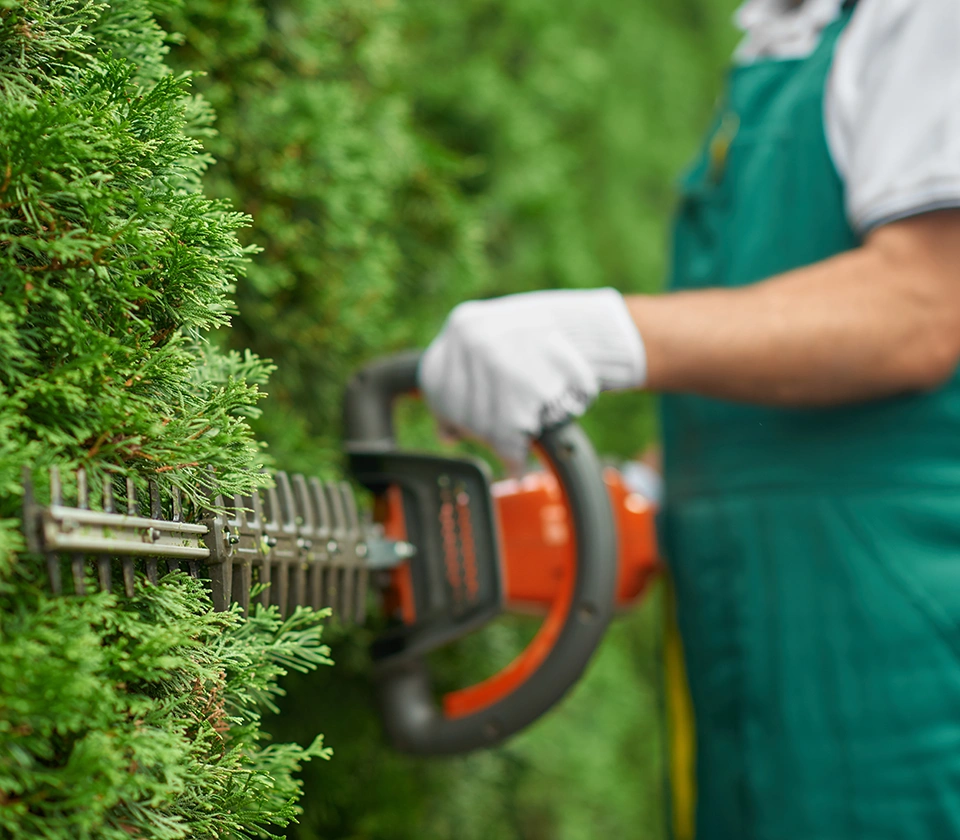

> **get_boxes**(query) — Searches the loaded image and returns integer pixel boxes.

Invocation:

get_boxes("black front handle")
[345,352,617,755]
[344,350,422,448]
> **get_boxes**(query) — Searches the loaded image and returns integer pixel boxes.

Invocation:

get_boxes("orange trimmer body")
[381,466,660,625]
[494,467,659,613]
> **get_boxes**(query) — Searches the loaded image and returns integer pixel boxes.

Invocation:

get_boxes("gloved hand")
[418,288,647,468]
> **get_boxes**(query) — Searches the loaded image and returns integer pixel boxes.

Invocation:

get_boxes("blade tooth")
[147,482,161,584]
[289,475,312,612]
[355,567,369,625]
[71,468,89,594]
[232,492,254,606]
[317,563,329,611]
[288,482,305,597]
[339,481,360,533]
[274,472,296,529]
[122,557,136,597]
[354,488,372,624]
[76,468,88,510]
[232,493,247,529]
[207,562,230,612]
[342,568,356,625]
[338,484,357,624]
[171,486,182,522]
[167,485,183,575]
[262,483,279,530]
[253,489,271,609]
[22,467,41,555]
[324,481,346,620]
[226,493,249,607]
[249,491,264,531]
[292,475,315,533]
[309,477,332,540]
[263,483,281,612]
[318,482,333,612]
[200,491,229,608]
[292,563,307,614]
[274,475,295,615]
[271,558,288,615]
[71,556,86,595]
[205,471,231,590]
[50,466,62,506]
[258,568,272,608]
[277,567,291,617]
[213,520,230,608]
[149,481,161,520]
[323,567,339,614]
[310,564,324,611]
[126,478,137,515]
[325,480,346,540]
[307,478,331,611]
[47,555,62,594]
[289,546,300,606]
[226,555,246,616]
[97,557,112,592]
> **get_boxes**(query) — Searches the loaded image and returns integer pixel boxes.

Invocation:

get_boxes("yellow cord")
[665,578,696,840]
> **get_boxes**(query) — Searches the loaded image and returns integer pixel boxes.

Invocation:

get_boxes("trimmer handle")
[343,349,421,448]
[345,352,617,755]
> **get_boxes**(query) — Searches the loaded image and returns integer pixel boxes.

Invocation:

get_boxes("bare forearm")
[627,213,960,406]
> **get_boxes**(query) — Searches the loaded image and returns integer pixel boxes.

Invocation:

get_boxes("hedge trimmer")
[22,352,659,755]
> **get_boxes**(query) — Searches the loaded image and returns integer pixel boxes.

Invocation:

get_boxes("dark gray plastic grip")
[345,353,617,755]
[344,350,421,448]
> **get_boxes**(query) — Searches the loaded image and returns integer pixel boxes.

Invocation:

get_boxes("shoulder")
[734,0,846,63]
[833,0,957,84]
[828,0,960,233]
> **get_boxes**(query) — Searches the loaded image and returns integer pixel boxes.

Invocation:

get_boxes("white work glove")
[418,288,647,468]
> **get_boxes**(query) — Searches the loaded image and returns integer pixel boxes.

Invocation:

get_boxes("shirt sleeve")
[825,0,960,234]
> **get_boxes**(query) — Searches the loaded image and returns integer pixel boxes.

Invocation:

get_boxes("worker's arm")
[630,210,960,405]
[418,211,960,465]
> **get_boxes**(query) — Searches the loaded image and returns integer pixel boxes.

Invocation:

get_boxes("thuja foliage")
[0,574,331,839]
[0,0,270,507]
[161,0,739,838]
[0,0,330,836]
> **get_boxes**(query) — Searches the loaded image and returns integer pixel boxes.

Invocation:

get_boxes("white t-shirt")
[734,0,960,234]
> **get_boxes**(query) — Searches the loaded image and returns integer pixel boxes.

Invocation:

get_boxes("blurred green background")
[161,0,740,836]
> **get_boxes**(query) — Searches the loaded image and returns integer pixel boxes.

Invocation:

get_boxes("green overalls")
[660,6,960,839]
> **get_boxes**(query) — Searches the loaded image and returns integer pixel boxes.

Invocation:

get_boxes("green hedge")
[161,0,738,837]
[164,0,738,467]
[0,1,328,835]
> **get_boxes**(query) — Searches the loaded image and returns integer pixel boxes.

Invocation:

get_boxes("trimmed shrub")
[0,1,328,835]
[0,575,331,838]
